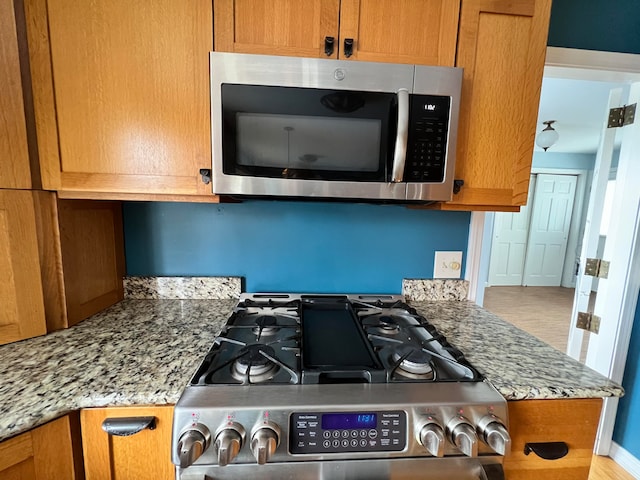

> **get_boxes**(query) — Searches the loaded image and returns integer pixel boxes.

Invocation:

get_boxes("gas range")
[172,294,510,480]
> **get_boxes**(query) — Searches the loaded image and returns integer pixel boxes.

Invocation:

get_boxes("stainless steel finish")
[177,457,500,480]
[210,52,463,202]
[392,88,409,182]
[418,419,445,457]
[250,422,281,465]
[481,423,511,456]
[178,424,211,468]
[447,415,479,458]
[214,422,245,466]
[172,382,506,465]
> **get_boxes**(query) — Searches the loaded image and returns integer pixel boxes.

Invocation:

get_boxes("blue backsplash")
[123,200,470,293]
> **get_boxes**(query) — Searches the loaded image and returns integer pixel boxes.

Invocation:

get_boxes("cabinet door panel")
[26,0,213,197]
[450,0,551,208]
[0,415,81,479]
[339,0,459,65]
[215,0,340,58]
[82,406,174,480]
[0,190,46,345]
[0,0,32,189]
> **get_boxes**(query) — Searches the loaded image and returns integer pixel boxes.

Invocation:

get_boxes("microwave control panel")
[405,95,451,182]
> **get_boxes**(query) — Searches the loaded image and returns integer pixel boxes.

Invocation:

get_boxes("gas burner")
[362,314,402,335]
[252,315,279,336]
[231,344,280,384]
[391,345,435,380]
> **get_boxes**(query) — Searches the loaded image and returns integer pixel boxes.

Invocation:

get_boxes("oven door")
[211,53,414,201]
[177,458,505,480]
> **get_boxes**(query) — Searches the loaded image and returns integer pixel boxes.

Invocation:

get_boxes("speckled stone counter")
[0,298,623,442]
[411,301,624,400]
[0,299,235,442]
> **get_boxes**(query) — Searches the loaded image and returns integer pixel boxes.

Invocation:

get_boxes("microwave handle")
[392,88,409,182]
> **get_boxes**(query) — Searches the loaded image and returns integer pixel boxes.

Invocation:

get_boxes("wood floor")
[484,286,575,352]
[483,286,633,480]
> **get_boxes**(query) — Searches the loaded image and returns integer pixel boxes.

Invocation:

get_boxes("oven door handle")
[391,88,409,183]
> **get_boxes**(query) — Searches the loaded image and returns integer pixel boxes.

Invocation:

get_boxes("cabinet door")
[0,0,32,189]
[503,399,601,480]
[81,406,174,480]
[339,0,459,65]
[0,189,46,345]
[445,0,552,210]
[24,0,214,199]
[215,0,340,58]
[0,415,83,479]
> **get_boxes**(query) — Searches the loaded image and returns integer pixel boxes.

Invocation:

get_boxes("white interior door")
[567,83,640,454]
[523,174,577,286]
[487,177,535,286]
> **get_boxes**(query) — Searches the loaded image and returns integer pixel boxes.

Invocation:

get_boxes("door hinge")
[608,103,636,128]
[577,312,601,334]
[584,258,609,279]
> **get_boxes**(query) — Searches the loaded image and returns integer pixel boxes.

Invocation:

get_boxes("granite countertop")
[0,298,623,442]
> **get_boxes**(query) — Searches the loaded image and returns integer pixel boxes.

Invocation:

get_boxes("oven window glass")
[221,84,396,182]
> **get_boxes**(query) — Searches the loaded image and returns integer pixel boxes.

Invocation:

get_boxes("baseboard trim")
[609,441,640,478]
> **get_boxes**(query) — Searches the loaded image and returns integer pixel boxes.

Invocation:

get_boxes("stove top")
[190,293,480,386]
[173,293,510,478]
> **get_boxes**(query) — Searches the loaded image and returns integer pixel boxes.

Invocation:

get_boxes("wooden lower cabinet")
[0,189,125,346]
[503,398,602,480]
[81,406,174,480]
[0,414,84,479]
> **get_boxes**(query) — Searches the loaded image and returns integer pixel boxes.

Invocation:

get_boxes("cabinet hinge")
[577,312,601,334]
[584,258,610,279]
[608,103,636,128]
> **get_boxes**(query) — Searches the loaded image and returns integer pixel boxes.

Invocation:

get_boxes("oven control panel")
[289,411,406,454]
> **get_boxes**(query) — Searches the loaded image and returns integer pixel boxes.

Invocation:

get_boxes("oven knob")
[214,423,246,467]
[477,414,511,455]
[446,415,478,457]
[250,423,281,465]
[418,421,445,457]
[178,423,211,468]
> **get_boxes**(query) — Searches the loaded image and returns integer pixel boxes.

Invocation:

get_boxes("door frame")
[467,46,640,453]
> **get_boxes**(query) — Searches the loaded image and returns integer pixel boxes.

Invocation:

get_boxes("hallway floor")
[483,286,575,352]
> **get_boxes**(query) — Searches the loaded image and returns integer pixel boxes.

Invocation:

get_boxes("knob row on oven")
[177,421,281,468]
[417,414,511,458]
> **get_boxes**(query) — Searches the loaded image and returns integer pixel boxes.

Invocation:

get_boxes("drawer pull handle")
[524,441,569,460]
[324,36,335,56]
[102,416,156,437]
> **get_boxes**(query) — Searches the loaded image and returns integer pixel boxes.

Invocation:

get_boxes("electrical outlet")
[434,251,463,279]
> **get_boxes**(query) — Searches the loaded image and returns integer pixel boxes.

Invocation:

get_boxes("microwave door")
[391,89,409,183]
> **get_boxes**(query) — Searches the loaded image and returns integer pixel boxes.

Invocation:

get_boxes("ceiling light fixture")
[535,120,559,151]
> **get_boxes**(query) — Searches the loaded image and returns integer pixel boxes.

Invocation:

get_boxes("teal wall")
[548,0,640,54]
[613,293,640,456]
[123,201,470,293]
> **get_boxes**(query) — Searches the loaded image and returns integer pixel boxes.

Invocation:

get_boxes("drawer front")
[503,399,602,480]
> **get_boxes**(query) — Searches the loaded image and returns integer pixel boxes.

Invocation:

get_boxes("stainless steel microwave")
[210,52,462,202]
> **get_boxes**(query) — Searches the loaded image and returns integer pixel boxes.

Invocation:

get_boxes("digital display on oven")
[321,413,377,430]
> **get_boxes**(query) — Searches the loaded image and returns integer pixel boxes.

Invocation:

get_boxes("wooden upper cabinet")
[0,0,34,189]
[338,0,459,65]
[0,189,47,345]
[215,0,341,58]
[24,0,215,200]
[81,406,174,480]
[214,0,459,66]
[442,0,552,210]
